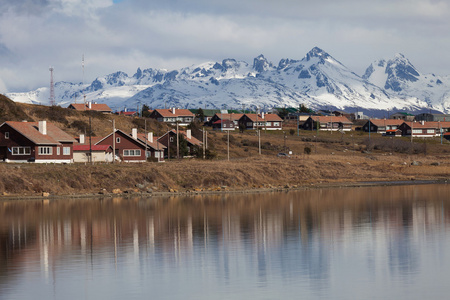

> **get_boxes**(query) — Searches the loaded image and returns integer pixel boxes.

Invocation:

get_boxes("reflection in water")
[1,184,450,299]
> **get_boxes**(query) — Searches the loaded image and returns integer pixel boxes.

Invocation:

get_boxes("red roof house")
[68,102,112,113]
[0,121,76,163]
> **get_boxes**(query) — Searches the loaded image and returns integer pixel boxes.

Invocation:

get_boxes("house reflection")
[1,184,450,291]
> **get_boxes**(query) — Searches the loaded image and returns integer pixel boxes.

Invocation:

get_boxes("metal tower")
[49,67,55,106]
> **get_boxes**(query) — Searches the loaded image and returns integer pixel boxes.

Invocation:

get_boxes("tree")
[196,108,205,123]
[277,108,289,119]
[299,104,312,113]
[142,104,151,118]
[239,122,246,133]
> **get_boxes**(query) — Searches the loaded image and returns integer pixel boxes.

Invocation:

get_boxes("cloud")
[0,0,449,92]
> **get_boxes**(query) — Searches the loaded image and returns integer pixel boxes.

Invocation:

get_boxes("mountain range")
[6,47,450,117]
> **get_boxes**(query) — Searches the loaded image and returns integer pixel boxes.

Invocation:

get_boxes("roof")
[213,119,234,125]
[310,116,352,124]
[243,113,283,122]
[402,121,450,129]
[153,108,195,118]
[367,119,404,126]
[74,136,104,145]
[189,109,221,117]
[2,121,76,145]
[73,145,112,151]
[118,111,138,116]
[68,103,112,112]
[159,129,202,147]
[214,113,243,121]
[391,112,415,116]
[134,133,167,150]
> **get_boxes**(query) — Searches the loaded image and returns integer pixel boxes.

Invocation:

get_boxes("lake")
[1,184,450,300]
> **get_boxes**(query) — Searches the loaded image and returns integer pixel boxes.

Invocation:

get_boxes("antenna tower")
[82,54,86,108]
[49,67,55,106]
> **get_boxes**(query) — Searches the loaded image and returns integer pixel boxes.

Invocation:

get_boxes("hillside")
[0,94,29,123]
[1,97,450,197]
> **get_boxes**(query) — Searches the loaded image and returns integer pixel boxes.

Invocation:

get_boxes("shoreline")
[1,154,449,201]
[1,178,448,202]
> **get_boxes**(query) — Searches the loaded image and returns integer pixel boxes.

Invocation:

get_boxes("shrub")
[304,146,312,155]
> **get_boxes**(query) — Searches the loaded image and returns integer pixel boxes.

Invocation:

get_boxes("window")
[427,129,435,134]
[273,122,280,127]
[39,147,52,155]
[116,137,121,143]
[170,137,174,142]
[12,147,31,155]
[5,132,9,139]
[63,147,70,155]
[57,147,60,155]
[123,149,141,156]
[412,129,422,134]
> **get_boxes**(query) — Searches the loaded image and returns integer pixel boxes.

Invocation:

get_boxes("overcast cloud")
[1,0,449,93]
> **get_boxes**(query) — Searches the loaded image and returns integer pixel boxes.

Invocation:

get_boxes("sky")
[1,0,449,93]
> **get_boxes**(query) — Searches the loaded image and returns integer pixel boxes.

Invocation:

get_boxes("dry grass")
[1,153,449,196]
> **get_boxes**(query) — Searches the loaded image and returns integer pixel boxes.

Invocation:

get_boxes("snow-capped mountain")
[363,53,450,113]
[6,47,450,116]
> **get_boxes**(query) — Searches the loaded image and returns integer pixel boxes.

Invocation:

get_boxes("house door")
[0,146,7,161]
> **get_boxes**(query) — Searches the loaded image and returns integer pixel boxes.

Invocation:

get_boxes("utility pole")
[89,116,92,164]
[144,119,147,160]
[112,119,115,163]
[176,122,180,159]
[203,128,206,159]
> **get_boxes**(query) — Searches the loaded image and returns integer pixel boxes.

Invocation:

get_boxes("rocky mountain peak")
[305,47,330,61]
[253,54,272,73]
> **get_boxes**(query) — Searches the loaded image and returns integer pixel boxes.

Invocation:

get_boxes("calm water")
[1,184,450,300]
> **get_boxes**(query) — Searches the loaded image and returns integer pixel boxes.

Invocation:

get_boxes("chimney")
[80,134,85,144]
[38,121,47,135]
[261,112,265,119]
[88,101,92,109]
[132,128,138,139]
[421,120,425,125]
[172,107,176,114]
[148,132,153,143]
[186,129,191,139]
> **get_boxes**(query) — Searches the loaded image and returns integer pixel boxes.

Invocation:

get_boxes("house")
[116,111,138,117]
[390,112,415,121]
[212,119,235,131]
[302,116,352,131]
[68,102,112,113]
[414,113,450,122]
[398,121,450,137]
[238,113,283,130]
[189,109,222,122]
[73,144,113,163]
[0,121,75,163]
[148,108,195,126]
[157,129,202,158]
[362,119,404,134]
[209,113,243,128]
[385,129,403,137]
[133,131,166,161]
[95,129,149,162]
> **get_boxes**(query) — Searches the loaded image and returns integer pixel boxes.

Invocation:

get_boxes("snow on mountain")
[363,53,450,112]
[5,47,450,115]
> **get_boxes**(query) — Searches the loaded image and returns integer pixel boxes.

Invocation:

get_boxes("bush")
[289,129,295,136]
[304,146,312,155]
[70,120,89,132]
